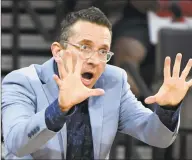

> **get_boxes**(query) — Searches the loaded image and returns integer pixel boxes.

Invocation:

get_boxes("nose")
[86,52,101,65]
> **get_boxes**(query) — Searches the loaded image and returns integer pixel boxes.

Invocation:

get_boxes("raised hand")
[53,50,105,112]
[145,53,192,106]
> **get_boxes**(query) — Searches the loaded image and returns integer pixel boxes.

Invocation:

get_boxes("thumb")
[88,88,105,97]
[145,96,156,104]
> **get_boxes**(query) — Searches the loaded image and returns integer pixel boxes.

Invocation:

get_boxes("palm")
[154,77,189,106]
[58,74,94,107]
[145,53,192,106]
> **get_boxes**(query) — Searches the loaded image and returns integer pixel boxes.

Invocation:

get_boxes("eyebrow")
[78,39,110,50]
[78,39,93,45]
[100,44,109,50]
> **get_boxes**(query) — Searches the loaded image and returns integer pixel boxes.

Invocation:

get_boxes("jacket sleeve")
[2,71,63,157]
[45,98,77,132]
[118,69,180,148]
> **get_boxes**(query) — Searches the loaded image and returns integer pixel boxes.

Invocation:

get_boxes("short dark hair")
[57,7,112,43]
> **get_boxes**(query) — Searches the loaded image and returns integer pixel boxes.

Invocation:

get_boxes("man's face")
[63,20,111,88]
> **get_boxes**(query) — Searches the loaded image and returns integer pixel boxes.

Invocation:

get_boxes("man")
[2,7,192,159]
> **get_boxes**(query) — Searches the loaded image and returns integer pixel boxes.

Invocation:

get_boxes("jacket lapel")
[42,80,59,104]
[38,58,59,104]
[88,77,105,159]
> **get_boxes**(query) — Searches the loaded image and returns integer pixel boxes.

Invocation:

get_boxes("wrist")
[58,99,72,112]
[160,101,182,110]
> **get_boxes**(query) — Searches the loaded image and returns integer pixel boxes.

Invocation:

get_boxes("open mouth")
[81,72,93,80]
[81,72,94,87]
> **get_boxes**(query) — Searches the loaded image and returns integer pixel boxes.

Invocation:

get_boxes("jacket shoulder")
[2,66,35,85]
[103,64,126,82]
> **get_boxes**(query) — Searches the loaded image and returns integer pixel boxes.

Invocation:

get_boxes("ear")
[51,42,63,57]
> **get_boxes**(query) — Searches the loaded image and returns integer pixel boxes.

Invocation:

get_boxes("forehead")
[69,20,111,47]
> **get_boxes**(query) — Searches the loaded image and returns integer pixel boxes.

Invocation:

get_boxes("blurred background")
[1,0,192,159]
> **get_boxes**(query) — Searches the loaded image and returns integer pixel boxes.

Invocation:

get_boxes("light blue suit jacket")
[2,58,180,159]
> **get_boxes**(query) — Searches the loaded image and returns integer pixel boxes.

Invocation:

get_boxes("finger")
[54,54,67,80]
[164,56,171,81]
[53,74,62,86]
[88,88,105,97]
[74,52,84,75]
[70,50,78,73]
[181,58,192,79]
[172,53,182,78]
[59,50,69,73]
[144,96,156,104]
[65,52,73,74]
[187,79,192,87]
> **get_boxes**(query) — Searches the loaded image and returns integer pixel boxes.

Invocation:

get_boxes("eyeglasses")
[62,41,114,63]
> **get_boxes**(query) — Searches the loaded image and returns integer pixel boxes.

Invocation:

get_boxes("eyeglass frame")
[60,41,114,63]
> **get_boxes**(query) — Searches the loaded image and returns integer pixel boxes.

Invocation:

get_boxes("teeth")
[83,78,90,81]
